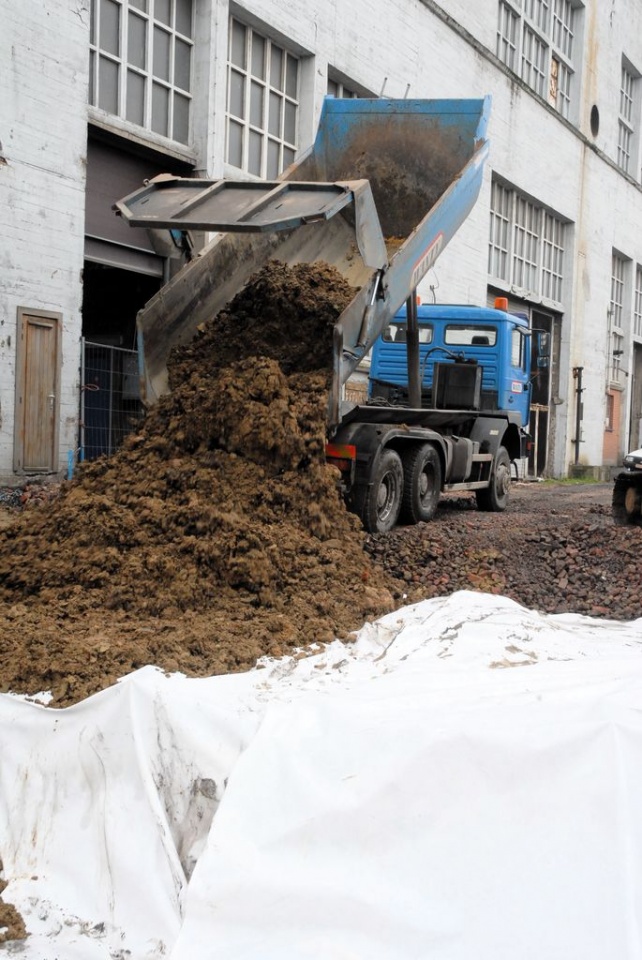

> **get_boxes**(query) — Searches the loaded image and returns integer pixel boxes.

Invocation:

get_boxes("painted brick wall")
[0,0,89,482]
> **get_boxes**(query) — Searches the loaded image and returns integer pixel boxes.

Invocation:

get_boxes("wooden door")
[14,309,62,473]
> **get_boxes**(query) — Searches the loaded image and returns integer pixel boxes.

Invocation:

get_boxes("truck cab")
[368,298,531,426]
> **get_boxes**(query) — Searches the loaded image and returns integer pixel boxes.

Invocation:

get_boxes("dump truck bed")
[117,96,490,421]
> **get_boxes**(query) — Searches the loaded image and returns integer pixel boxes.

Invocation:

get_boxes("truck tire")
[475,445,510,512]
[354,448,404,534]
[400,443,442,524]
[613,474,642,525]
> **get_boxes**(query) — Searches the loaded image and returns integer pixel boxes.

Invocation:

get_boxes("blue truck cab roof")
[390,302,529,327]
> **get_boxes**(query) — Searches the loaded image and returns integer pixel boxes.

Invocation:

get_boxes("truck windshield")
[444,325,497,346]
[383,323,433,344]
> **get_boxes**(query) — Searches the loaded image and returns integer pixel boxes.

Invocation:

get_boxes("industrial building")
[2,0,642,482]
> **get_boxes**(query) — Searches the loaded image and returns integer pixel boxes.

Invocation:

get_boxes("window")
[605,391,615,431]
[522,26,547,97]
[327,78,358,99]
[383,323,433,344]
[489,177,567,302]
[327,75,374,99]
[541,211,565,301]
[511,327,526,369]
[497,2,519,71]
[226,18,300,178]
[618,60,639,175]
[513,196,541,290]
[444,326,498,347]
[488,180,511,280]
[496,0,582,119]
[89,0,193,145]
[609,253,628,383]
[634,265,642,339]
[610,253,626,328]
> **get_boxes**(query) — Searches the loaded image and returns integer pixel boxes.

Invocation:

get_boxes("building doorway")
[81,262,161,459]
[529,310,554,478]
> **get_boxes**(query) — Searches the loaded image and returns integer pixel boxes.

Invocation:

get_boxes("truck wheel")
[613,475,642,525]
[355,448,404,534]
[400,443,442,524]
[476,445,510,512]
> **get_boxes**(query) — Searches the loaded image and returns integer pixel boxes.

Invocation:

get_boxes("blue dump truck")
[335,296,533,532]
[116,96,538,533]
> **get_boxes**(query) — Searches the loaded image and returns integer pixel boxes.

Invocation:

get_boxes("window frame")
[634,264,642,340]
[609,252,628,385]
[489,177,567,304]
[226,16,300,179]
[496,0,582,120]
[89,0,194,145]
[618,59,640,176]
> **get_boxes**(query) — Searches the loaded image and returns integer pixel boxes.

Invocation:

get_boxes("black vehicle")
[613,447,642,526]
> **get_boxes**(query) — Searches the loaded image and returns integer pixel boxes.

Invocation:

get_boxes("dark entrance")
[81,263,161,459]
[529,310,553,478]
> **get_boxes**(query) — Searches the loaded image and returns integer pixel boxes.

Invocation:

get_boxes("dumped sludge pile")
[0,261,396,706]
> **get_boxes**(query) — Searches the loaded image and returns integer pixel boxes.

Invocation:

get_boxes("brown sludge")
[0,878,27,943]
[0,260,396,707]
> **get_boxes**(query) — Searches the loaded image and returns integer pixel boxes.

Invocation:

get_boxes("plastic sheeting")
[2,591,642,959]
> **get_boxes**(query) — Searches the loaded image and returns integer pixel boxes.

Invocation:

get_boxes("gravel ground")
[365,480,642,622]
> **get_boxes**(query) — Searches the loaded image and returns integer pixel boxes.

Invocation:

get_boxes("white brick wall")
[0,0,89,482]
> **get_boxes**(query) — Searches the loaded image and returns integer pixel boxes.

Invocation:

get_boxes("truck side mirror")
[536,331,550,368]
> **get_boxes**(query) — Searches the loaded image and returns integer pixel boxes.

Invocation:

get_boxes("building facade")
[2,0,642,483]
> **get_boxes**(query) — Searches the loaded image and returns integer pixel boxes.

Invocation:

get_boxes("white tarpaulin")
[2,591,642,959]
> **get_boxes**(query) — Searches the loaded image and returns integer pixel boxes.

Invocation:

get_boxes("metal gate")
[80,340,144,461]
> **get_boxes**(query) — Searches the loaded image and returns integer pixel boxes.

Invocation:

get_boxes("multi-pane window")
[542,212,565,301]
[605,391,615,431]
[618,62,638,174]
[227,18,300,178]
[513,197,541,290]
[488,180,511,279]
[634,265,642,339]
[521,27,547,96]
[610,254,626,327]
[524,0,550,32]
[496,0,581,119]
[551,0,574,57]
[327,78,358,98]
[549,56,572,116]
[609,253,627,382]
[489,177,567,302]
[497,2,519,71]
[89,0,193,144]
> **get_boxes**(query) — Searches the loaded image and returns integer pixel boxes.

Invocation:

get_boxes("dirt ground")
[0,261,639,714]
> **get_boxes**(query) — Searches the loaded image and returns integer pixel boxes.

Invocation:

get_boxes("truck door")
[505,323,530,427]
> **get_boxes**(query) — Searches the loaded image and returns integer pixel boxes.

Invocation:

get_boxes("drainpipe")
[572,366,584,464]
